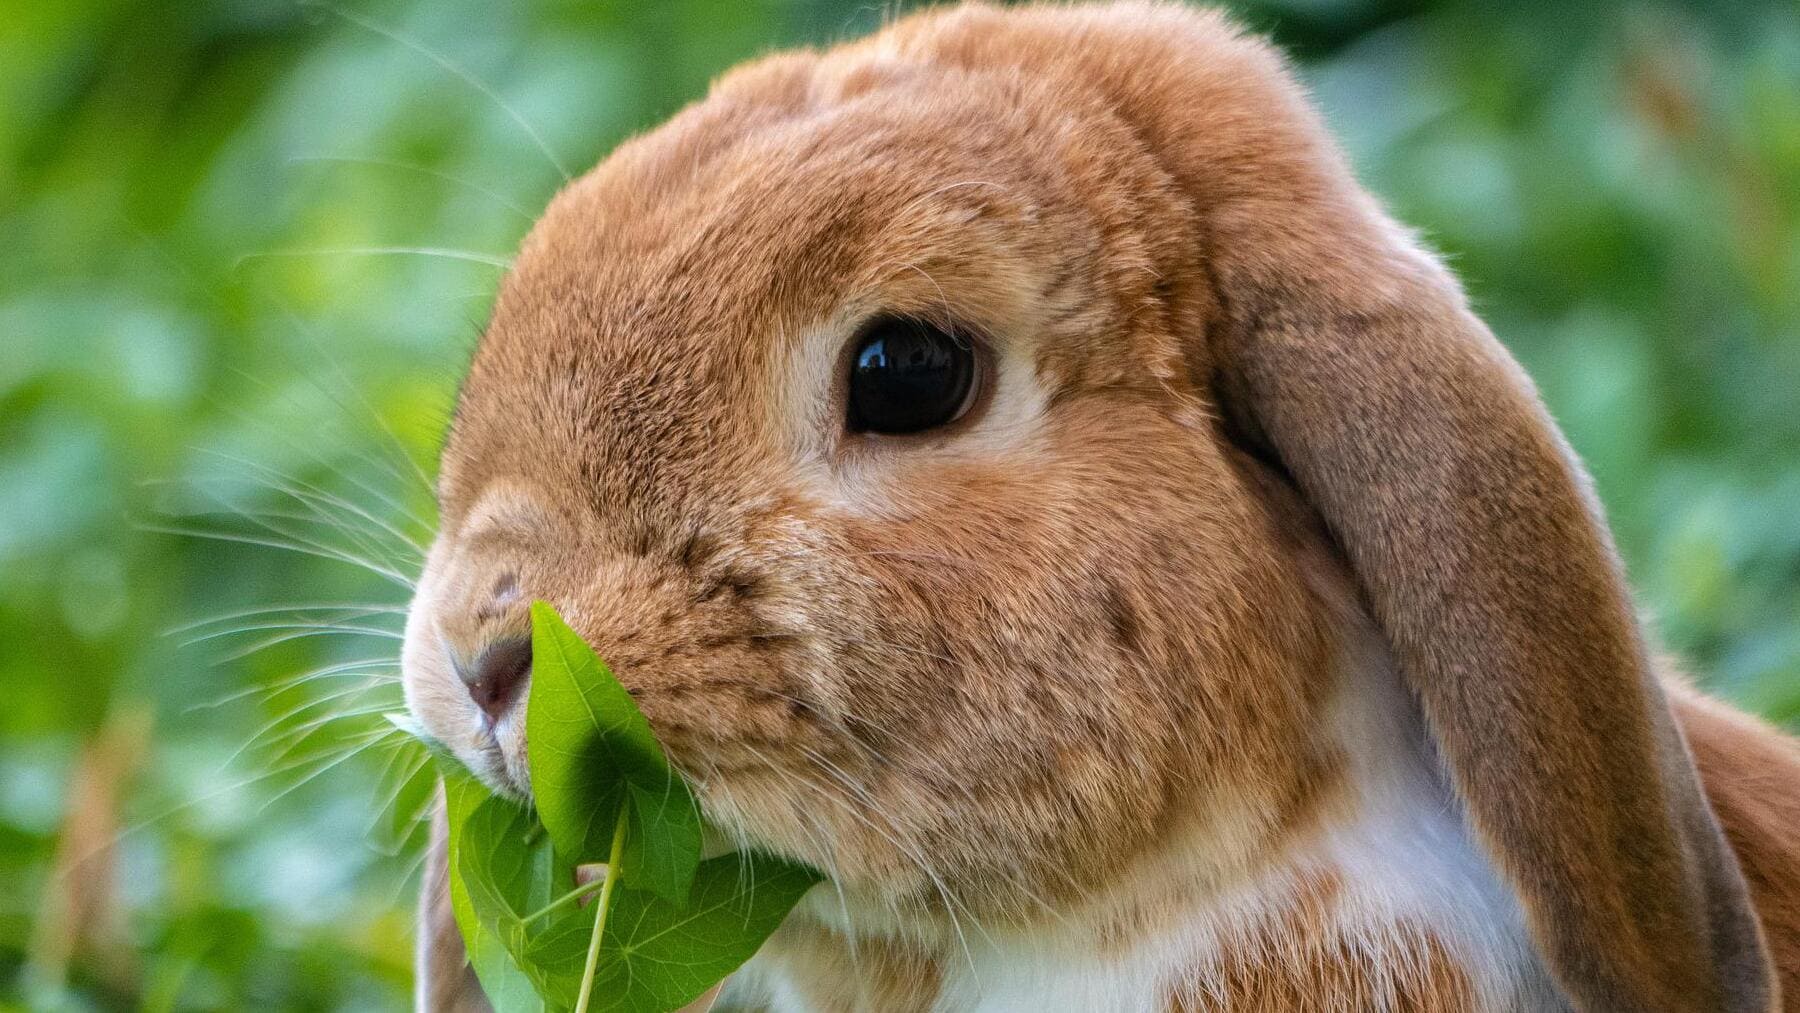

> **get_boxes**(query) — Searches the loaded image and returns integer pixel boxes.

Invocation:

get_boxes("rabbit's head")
[402,4,1774,1008]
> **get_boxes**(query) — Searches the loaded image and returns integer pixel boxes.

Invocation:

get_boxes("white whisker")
[209,362,438,519]
[224,680,397,770]
[289,154,539,222]
[170,603,408,637]
[316,3,573,182]
[182,620,404,648]
[91,725,410,867]
[193,446,430,557]
[250,310,442,506]
[140,522,415,590]
[162,498,414,575]
[234,246,512,270]
[207,626,405,665]
[256,725,413,813]
[187,657,399,713]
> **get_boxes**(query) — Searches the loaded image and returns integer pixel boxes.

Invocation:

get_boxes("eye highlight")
[845,316,978,435]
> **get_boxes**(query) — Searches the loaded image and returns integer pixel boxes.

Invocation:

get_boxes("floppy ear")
[895,4,1776,1010]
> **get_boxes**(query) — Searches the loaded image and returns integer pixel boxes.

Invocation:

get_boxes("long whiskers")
[312,3,573,182]
[254,723,416,814]
[142,520,416,590]
[211,358,438,526]
[186,656,400,714]
[221,680,398,772]
[289,154,540,223]
[193,445,430,557]
[171,602,409,636]
[146,455,424,588]
[94,721,414,865]
[234,246,513,270]
[181,620,403,649]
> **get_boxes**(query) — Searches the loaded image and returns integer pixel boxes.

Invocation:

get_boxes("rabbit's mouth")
[470,711,531,798]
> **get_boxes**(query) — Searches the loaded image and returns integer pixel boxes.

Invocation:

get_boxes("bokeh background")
[3,0,1797,1007]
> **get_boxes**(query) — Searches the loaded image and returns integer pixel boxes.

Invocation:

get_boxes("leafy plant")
[406,603,819,1012]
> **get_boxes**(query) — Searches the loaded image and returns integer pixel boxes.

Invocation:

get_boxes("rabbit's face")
[403,51,1341,919]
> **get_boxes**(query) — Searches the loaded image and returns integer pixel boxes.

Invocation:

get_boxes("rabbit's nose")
[454,634,532,723]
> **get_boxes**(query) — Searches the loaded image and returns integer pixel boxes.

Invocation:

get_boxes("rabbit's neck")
[739,625,1563,1012]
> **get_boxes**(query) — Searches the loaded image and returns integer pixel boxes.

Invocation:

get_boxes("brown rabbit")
[400,3,1800,1010]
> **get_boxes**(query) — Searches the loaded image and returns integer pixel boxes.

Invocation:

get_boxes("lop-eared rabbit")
[401,4,1800,1009]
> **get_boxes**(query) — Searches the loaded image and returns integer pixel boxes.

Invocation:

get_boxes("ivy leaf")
[527,601,702,906]
[524,853,822,1012]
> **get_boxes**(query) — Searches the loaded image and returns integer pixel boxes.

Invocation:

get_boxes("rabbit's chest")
[740,877,1531,1012]
[731,641,1565,1011]
[733,794,1561,1012]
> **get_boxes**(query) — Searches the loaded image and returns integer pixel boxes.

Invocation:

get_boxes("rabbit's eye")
[846,316,977,435]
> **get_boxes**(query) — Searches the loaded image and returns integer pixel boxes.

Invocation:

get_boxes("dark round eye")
[846,316,977,435]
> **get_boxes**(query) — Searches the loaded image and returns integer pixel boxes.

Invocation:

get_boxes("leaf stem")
[520,877,607,924]
[574,806,629,1013]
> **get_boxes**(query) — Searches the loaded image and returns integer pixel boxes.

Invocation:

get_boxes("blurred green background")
[3,0,1796,1007]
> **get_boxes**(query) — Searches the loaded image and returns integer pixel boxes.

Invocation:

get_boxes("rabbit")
[398,3,1800,1010]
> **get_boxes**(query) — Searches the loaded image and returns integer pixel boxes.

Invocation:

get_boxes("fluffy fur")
[400,3,1796,1010]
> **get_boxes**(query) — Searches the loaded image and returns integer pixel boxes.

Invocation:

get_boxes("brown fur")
[404,3,1793,1009]
[1166,872,1477,1012]
[1677,686,1800,1008]
[758,919,944,1012]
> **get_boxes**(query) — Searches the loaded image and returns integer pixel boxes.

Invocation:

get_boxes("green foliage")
[1,0,1795,1008]
[428,603,817,1013]
[526,602,703,907]
[445,774,559,1011]
[560,854,821,1013]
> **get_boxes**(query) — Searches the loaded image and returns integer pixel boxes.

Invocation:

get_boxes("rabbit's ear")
[896,5,1776,1009]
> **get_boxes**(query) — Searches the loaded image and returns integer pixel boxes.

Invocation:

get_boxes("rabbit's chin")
[468,719,532,800]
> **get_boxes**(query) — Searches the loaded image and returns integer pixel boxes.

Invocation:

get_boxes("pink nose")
[454,635,532,722]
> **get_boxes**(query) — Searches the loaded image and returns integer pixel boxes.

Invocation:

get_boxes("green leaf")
[622,780,703,906]
[437,603,823,1012]
[441,770,551,1013]
[450,772,602,1011]
[525,853,822,1013]
[371,745,436,854]
[527,601,702,905]
[455,791,552,953]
